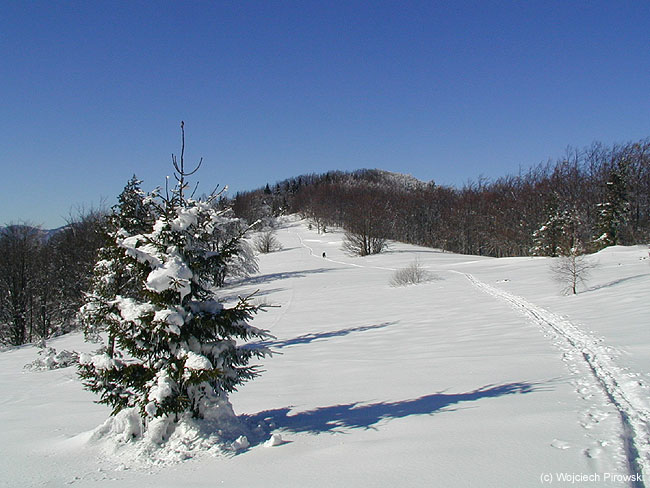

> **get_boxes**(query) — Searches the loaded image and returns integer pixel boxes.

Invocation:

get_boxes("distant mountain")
[0,224,67,242]
[43,226,67,240]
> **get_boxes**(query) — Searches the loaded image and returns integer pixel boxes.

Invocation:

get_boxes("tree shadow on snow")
[384,248,446,255]
[219,287,287,304]
[241,382,542,447]
[585,273,650,293]
[233,268,333,286]
[273,246,300,253]
[245,322,396,351]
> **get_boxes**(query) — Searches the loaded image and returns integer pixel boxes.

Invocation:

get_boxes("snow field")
[0,219,648,487]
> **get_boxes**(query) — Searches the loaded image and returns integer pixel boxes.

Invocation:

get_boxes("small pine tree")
[78,124,270,439]
[115,175,157,236]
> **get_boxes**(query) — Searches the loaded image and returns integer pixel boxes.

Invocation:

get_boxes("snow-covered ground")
[1,218,648,487]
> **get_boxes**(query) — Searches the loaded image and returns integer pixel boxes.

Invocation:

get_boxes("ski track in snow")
[461,272,650,487]
[292,229,396,271]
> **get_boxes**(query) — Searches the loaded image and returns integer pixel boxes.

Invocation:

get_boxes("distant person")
[322,252,326,258]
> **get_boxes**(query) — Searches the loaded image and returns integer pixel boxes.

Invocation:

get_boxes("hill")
[232,138,650,258]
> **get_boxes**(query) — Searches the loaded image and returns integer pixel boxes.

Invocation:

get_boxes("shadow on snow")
[586,273,650,293]
[232,268,333,286]
[245,322,395,351]
[219,287,286,304]
[240,382,542,447]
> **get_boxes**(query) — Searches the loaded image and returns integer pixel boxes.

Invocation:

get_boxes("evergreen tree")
[79,176,155,353]
[531,194,565,257]
[531,195,580,257]
[78,124,270,437]
[594,161,630,248]
[115,175,156,236]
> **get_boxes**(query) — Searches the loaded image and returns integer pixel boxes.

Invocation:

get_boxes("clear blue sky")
[2,1,649,228]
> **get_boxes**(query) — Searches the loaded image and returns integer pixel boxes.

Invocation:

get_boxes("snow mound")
[231,435,250,450]
[85,400,272,468]
[24,347,79,371]
[264,433,285,447]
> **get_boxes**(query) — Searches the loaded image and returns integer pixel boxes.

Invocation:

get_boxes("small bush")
[390,258,437,287]
[254,231,283,254]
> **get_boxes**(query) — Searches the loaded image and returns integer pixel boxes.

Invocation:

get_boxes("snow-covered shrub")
[390,258,437,287]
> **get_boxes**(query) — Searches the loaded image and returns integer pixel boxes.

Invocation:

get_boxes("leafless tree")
[255,230,283,254]
[0,224,41,345]
[551,243,596,295]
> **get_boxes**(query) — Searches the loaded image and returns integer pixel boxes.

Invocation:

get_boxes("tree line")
[0,212,104,346]
[231,138,650,257]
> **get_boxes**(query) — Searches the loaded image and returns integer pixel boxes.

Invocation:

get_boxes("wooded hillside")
[232,139,650,257]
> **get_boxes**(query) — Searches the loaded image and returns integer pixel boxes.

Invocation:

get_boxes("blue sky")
[2,1,649,228]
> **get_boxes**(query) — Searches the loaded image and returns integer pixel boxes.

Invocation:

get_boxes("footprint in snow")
[584,447,603,459]
[551,439,571,450]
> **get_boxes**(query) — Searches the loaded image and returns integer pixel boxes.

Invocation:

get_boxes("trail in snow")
[291,229,396,271]
[461,272,650,487]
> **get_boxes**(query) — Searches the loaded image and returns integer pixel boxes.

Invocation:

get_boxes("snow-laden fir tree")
[594,160,630,248]
[531,195,580,257]
[80,175,155,354]
[78,124,270,443]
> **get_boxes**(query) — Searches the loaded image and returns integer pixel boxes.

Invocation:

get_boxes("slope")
[0,218,648,487]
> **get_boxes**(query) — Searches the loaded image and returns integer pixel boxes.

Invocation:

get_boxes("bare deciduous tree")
[342,231,387,257]
[0,224,41,345]
[0,210,107,346]
[551,243,596,295]
[254,230,283,254]
[230,138,650,258]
